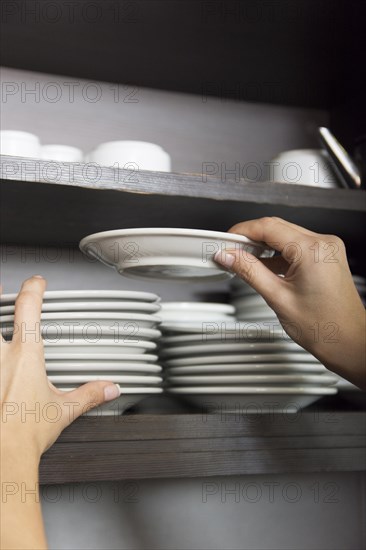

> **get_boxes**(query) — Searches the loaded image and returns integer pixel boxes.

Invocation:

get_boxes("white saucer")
[167,363,327,375]
[57,387,163,415]
[160,341,305,358]
[2,326,161,342]
[6,325,162,341]
[79,228,274,282]
[160,330,290,346]
[0,290,160,304]
[45,353,158,362]
[160,313,234,322]
[161,302,235,314]
[0,311,162,329]
[167,388,336,413]
[168,386,337,395]
[1,301,160,315]
[160,320,284,336]
[46,362,162,373]
[49,374,162,384]
[44,339,157,354]
[164,352,319,367]
[166,373,338,386]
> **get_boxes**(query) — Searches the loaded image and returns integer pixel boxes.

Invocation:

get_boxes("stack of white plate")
[161,321,338,413]
[0,290,164,415]
[231,274,366,320]
[160,301,236,328]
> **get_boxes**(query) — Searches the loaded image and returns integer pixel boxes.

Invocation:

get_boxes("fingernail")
[33,275,44,279]
[104,384,121,401]
[214,251,236,268]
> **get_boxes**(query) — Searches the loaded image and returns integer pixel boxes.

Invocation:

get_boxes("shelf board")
[39,411,366,483]
[1,156,365,260]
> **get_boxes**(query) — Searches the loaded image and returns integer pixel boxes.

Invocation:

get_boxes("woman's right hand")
[214,217,366,389]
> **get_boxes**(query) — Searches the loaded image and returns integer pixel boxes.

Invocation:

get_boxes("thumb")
[214,249,283,305]
[61,381,121,424]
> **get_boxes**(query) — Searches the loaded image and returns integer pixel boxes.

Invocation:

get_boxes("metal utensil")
[318,127,362,189]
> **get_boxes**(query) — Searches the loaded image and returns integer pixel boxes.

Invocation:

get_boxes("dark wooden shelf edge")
[1,155,366,211]
[39,413,366,483]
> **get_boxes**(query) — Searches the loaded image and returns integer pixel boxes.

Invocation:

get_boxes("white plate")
[49,374,162,384]
[168,385,337,395]
[336,377,361,392]
[0,311,161,329]
[2,325,162,341]
[44,340,156,354]
[1,301,160,315]
[166,374,338,386]
[160,320,284,336]
[79,228,274,282]
[167,363,327,375]
[161,302,235,314]
[160,331,290,347]
[46,362,162,373]
[166,388,336,413]
[58,387,163,415]
[0,290,160,304]
[160,313,233,322]
[45,353,158,362]
[160,341,305,357]
[165,352,320,367]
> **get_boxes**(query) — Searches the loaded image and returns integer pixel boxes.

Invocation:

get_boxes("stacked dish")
[231,274,366,320]
[161,319,338,413]
[0,290,164,415]
[160,301,236,328]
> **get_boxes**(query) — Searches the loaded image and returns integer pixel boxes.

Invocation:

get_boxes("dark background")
[1,0,365,152]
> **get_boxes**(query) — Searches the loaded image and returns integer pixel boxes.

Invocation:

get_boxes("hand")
[1,275,121,458]
[0,276,120,550]
[214,217,366,389]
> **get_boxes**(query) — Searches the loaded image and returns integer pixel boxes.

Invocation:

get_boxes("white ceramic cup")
[0,130,41,158]
[269,149,339,188]
[41,144,83,162]
[86,140,171,172]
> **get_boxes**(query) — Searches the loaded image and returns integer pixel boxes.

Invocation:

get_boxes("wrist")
[1,436,41,477]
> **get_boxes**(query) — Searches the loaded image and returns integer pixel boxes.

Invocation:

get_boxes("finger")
[228,217,309,262]
[12,276,47,347]
[60,382,121,425]
[214,248,285,304]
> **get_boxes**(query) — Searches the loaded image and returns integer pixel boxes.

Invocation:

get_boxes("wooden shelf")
[1,156,365,266]
[39,409,366,484]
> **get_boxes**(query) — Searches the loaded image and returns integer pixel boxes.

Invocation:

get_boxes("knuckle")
[328,234,345,249]
[83,384,104,406]
[260,216,275,226]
